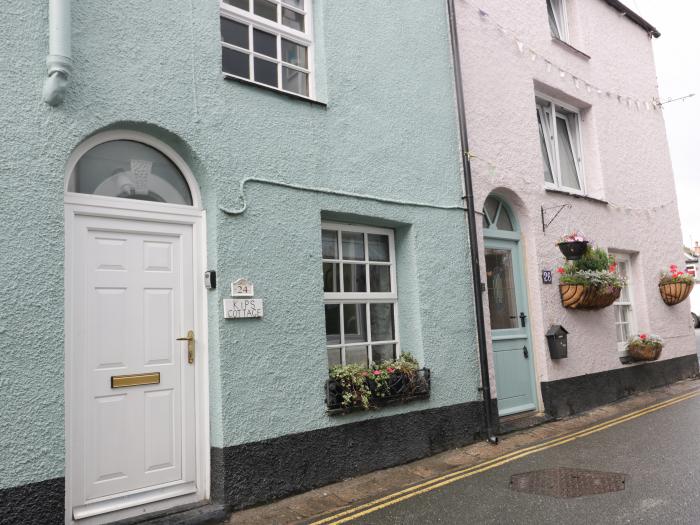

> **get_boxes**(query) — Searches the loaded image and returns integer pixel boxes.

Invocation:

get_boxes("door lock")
[176,330,195,364]
[523,346,529,359]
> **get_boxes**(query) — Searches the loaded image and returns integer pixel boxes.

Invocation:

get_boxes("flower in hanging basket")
[556,231,588,244]
[626,333,663,361]
[558,246,626,309]
[659,264,695,286]
[556,231,589,260]
[658,264,695,305]
[558,247,626,290]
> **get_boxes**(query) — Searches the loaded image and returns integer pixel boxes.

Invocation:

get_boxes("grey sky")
[632,0,700,247]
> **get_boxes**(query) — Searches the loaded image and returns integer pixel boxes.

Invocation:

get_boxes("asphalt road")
[352,392,700,525]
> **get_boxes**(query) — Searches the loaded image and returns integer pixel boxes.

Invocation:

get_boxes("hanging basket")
[659,281,694,306]
[559,284,621,310]
[626,342,663,362]
[557,241,589,260]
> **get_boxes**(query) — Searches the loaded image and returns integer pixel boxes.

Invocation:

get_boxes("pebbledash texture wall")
[455,0,697,417]
[0,0,487,522]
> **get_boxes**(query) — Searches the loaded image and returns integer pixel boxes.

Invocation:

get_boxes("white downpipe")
[42,0,72,106]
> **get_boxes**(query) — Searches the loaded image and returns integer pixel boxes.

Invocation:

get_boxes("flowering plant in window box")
[626,333,663,361]
[326,353,430,413]
[557,246,625,309]
[556,231,589,260]
[658,265,694,306]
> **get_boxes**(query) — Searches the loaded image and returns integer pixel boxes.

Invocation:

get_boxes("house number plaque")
[231,278,254,297]
[542,270,553,284]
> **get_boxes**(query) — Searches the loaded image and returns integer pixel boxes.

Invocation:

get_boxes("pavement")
[349,390,700,525]
[227,377,700,525]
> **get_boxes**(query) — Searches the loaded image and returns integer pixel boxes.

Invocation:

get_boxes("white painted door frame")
[64,193,209,524]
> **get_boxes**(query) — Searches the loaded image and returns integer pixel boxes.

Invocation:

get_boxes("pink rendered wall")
[455,0,695,394]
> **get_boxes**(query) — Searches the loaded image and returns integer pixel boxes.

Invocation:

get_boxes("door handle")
[523,346,529,359]
[519,312,527,328]
[176,330,195,364]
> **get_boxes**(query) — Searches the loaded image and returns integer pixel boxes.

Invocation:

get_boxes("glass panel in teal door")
[485,238,536,416]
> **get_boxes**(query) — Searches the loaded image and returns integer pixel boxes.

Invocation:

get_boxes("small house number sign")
[223,298,263,319]
[231,278,254,297]
[542,270,553,284]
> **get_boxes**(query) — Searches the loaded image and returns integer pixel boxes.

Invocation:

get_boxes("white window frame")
[322,222,400,366]
[612,253,637,354]
[536,93,585,195]
[547,0,570,42]
[220,0,316,99]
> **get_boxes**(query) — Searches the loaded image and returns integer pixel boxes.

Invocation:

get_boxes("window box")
[559,284,621,310]
[626,335,663,362]
[325,368,431,414]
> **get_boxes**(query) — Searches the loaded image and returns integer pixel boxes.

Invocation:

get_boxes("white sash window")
[612,254,637,354]
[321,223,400,368]
[536,95,585,194]
[220,0,314,98]
[547,0,569,42]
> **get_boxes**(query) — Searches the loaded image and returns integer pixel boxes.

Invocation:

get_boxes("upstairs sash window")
[220,0,313,98]
[547,0,569,42]
[536,96,584,193]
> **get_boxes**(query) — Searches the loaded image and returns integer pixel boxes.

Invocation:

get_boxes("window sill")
[619,353,653,366]
[325,368,431,415]
[551,37,591,60]
[223,73,327,107]
[545,187,608,205]
[619,354,635,365]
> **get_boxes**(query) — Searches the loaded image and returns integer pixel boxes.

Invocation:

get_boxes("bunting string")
[463,0,661,111]
[466,151,677,214]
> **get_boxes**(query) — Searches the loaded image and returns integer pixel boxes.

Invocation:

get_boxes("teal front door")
[482,197,536,416]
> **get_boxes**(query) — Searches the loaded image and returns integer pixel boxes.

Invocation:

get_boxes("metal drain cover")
[510,467,626,498]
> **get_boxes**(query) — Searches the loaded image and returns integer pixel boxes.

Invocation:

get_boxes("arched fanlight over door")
[67,140,193,205]
[482,196,515,232]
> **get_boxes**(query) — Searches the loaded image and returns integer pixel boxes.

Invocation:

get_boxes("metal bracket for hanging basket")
[541,203,572,233]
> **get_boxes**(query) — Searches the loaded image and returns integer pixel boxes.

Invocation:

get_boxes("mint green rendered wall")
[0,0,480,490]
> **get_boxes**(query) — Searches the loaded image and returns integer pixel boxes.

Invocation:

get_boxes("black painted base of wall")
[0,477,64,525]
[541,354,699,419]
[211,400,493,510]
[11,353,695,521]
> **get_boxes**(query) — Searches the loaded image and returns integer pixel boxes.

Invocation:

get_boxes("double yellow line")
[310,389,700,525]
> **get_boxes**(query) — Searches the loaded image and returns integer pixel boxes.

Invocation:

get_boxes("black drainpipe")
[446,0,498,444]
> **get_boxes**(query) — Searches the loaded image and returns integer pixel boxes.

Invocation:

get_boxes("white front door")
[68,210,200,521]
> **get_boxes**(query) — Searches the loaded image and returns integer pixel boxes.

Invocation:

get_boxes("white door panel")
[70,214,196,511]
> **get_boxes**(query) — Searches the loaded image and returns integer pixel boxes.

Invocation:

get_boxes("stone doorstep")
[225,379,700,525]
[111,502,229,525]
[497,411,554,436]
